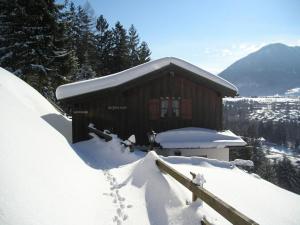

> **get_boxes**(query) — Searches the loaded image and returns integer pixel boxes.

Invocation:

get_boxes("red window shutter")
[149,99,160,120]
[181,99,192,120]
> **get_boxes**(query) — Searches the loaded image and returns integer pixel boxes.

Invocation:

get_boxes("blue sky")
[68,0,300,74]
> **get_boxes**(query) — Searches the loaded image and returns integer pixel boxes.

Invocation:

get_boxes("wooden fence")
[155,159,259,225]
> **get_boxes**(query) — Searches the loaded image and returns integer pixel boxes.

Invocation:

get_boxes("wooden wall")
[69,65,223,144]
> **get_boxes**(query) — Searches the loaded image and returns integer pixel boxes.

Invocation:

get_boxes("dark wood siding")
[67,64,224,144]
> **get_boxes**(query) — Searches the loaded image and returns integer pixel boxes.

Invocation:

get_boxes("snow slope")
[0,68,123,225]
[1,68,300,225]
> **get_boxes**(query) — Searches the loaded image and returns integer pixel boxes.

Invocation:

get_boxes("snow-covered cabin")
[56,57,245,159]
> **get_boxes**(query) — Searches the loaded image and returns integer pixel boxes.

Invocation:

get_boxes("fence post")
[190,172,198,202]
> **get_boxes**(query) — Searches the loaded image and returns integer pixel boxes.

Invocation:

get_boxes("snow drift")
[0,68,109,225]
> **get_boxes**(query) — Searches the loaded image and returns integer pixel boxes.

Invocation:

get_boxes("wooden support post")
[201,217,213,225]
[190,171,198,202]
[155,159,259,225]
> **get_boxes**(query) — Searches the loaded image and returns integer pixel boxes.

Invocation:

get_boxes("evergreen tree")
[111,21,129,73]
[275,156,299,193]
[75,5,94,65]
[0,0,75,99]
[258,160,278,183]
[60,1,80,82]
[128,25,140,67]
[0,0,152,94]
[74,51,96,81]
[95,15,112,75]
[138,41,151,63]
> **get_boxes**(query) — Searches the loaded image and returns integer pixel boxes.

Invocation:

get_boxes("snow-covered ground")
[1,68,300,225]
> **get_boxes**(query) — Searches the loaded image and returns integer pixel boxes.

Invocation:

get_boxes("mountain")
[219,43,300,96]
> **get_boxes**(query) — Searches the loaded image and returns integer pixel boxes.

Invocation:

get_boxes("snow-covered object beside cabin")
[128,135,136,144]
[155,127,247,149]
[56,57,238,100]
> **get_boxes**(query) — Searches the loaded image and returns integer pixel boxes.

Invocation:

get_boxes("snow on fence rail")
[155,159,259,225]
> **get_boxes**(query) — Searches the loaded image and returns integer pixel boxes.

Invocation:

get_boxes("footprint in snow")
[123,214,128,221]
[104,170,130,224]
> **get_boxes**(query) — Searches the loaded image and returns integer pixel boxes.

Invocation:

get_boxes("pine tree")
[74,51,96,81]
[75,5,94,65]
[275,156,299,193]
[128,25,140,67]
[95,15,112,75]
[111,21,129,73]
[60,1,79,81]
[0,0,152,90]
[138,41,151,63]
[0,0,75,100]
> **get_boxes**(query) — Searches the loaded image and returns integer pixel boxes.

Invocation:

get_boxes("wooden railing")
[155,159,259,225]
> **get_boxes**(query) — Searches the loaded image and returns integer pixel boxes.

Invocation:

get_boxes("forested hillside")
[224,97,300,194]
[0,0,151,101]
[223,97,300,148]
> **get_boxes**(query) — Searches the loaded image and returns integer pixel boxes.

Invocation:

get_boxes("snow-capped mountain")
[219,43,300,96]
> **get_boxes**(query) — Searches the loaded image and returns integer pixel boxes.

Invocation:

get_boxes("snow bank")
[163,156,300,225]
[155,127,246,149]
[72,133,142,169]
[106,151,206,225]
[0,68,72,142]
[56,57,237,100]
[0,68,110,225]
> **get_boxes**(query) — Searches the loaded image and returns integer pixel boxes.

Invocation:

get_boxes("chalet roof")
[56,57,238,100]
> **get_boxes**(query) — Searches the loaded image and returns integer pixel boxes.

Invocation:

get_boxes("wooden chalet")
[56,57,238,144]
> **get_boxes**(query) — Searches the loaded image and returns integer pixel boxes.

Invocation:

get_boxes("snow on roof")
[56,57,238,100]
[155,127,247,149]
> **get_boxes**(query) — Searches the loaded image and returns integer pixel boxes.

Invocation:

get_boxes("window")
[149,97,191,120]
[160,99,169,118]
[172,99,180,117]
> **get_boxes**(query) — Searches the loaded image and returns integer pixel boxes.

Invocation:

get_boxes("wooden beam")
[88,126,112,142]
[155,159,259,225]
